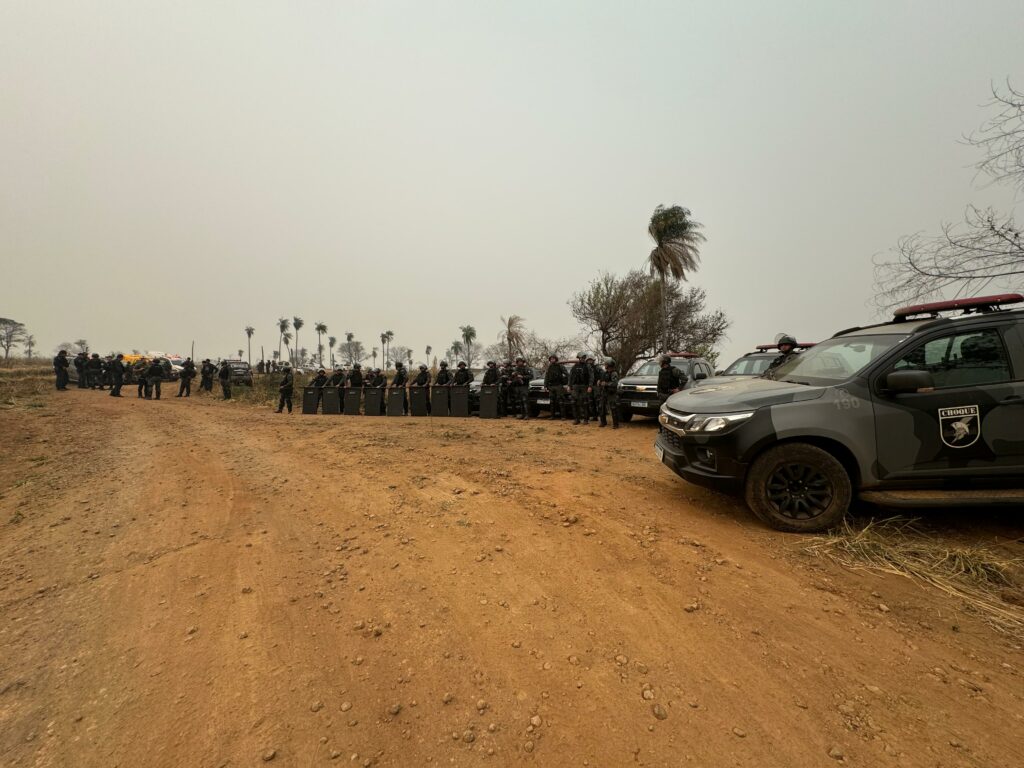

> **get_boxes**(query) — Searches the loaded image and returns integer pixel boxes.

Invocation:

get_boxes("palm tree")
[371,347,379,368]
[381,330,394,370]
[277,317,290,364]
[498,315,526,361]
[25,334,35,360]
[346,331,355,365]
[314,322,327,365]
[451,340,463,363]
[237,349,244,359]
[647,205,705,351]
[282,331,293,364]
[292,317,304,363]
[459,325,477,367]
[425,345,432,366]
[327,335,337,367]
[244,326,255,365]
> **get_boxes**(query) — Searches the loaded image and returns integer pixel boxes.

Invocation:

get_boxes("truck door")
[872,325,1024,481]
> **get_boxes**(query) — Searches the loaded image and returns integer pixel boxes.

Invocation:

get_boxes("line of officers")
[278,352,621,427]
[52,351,234,400]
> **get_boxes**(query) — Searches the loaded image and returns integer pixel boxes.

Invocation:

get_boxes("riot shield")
[322,387,341,414]
[450,385,470,417]
[386,387,406,416]
[430,386,449,416]
[479,385,499,419]
[301,386,320,414]
[343,387,361,415]
[363,386,383,416]
[409,386,428,416]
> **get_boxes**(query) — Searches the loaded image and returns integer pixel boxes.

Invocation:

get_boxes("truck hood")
[617,375,658,389]
[665,377,825,413]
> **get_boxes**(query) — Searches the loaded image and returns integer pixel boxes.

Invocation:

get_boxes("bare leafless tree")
[874,81,1023,314]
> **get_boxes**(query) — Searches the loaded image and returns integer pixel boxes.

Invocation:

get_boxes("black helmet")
[660,355,672,365]
[778,334,797,348]
[419,364,427,371]
[439,361,449,367]
[515,356,525,364]
[318,368,326,374]
[457,361,467,368]
[547,354,558,361]
[577,352,587,360]
[353,363,361,369]
[396,361,404,368]
[487,360,496,367]
[604,358,616,368]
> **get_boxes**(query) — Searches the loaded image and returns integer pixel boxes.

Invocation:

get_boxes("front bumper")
[654,428,748,494]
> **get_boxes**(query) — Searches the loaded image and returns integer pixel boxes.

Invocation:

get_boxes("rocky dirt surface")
[1,389,1022,767]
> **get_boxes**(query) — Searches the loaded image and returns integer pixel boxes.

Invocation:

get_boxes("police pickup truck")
[617,353,715,422]
[655,294,1024,532]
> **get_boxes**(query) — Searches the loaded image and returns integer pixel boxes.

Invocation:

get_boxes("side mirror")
[885,369,935,394]
[694,371,708,380]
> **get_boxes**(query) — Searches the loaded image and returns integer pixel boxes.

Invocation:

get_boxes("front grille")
[660,431,685,451]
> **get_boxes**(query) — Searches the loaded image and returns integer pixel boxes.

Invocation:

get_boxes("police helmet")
[457,361,467,367]
[548,354,558,361]
[515,356,525,363]
[778,334,797,348]
[487,360,496,366]
[577,352,587,360]
[318,368,326,374]
[419,364,428,371]
[396,361,404,368]
[660,355,672,365]
[439,361,449,367]
[353,363,361,369]
[604,358,616,368]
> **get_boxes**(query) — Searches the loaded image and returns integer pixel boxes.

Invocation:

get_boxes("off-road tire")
[744,443,852,533]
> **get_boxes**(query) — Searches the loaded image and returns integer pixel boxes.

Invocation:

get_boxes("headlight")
[659,407,754,433]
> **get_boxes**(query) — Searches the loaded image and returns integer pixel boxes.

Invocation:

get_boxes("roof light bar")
[892,293,1024,321]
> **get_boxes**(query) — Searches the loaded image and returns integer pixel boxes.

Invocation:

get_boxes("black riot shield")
[363,386,383,416]
[450,385,470,417]
[479,384,499,419]
[343,387,361,415]
[301,386,319,414]
[430,386,449,416]
[322,387,341,414]
[409,386,428,416]
[386,387,406,416]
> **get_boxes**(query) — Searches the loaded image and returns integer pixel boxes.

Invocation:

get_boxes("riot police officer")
[511,357,532,420]
[311,368,329,412]
[146,358,165,400]
[598,358,620,428]
[413,364,430,387]
[137,358,149,398]
[329,367,346,387]
[53,350,70,390]
[453,361,473,385]
[218,360,232,400]
[86,353,103,389]
[434,361,452,386]
[543,354,568,420]
[177,357,197,397]
[569,352,593,425]
[110,354,126,397]
[391,362,409,415]
[656,355,685,432]
[348,363,364,388]
[200,359,216,392]
[275,362,294,413]
[765,334,799,377]
[482,360,500,385]
[74,352,87,388]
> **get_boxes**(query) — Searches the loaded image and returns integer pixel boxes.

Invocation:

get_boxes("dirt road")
[1,389,1022,767]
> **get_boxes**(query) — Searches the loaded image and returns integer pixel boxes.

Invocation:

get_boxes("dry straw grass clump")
[805,517,1024,638]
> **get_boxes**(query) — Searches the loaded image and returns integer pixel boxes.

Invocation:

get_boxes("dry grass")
[0,366,53,408]
[806,517,1024,638]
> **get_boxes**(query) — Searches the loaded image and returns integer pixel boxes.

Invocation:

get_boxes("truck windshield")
[765,334,907,385]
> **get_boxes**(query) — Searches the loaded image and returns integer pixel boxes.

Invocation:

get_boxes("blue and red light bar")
[892,293,1024,321]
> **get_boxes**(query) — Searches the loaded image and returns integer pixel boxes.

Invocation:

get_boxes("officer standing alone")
[177,357,196,397]
[511,357,532,420]
[53,350,70,390]
[275,362,294,413]
[146,357,165,400]
[218,360,232,400]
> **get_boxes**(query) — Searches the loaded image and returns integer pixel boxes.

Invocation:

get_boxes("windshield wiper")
[781,378,811,386]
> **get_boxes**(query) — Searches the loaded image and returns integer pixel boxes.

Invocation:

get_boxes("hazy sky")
[3,1,1022,368]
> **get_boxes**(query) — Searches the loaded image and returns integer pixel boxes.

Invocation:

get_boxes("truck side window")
[890,328,1011,388]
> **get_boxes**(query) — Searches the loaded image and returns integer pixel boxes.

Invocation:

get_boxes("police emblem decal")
[938,405,981,448]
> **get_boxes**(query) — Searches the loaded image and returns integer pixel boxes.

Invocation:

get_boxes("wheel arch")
[748,436,862,489]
